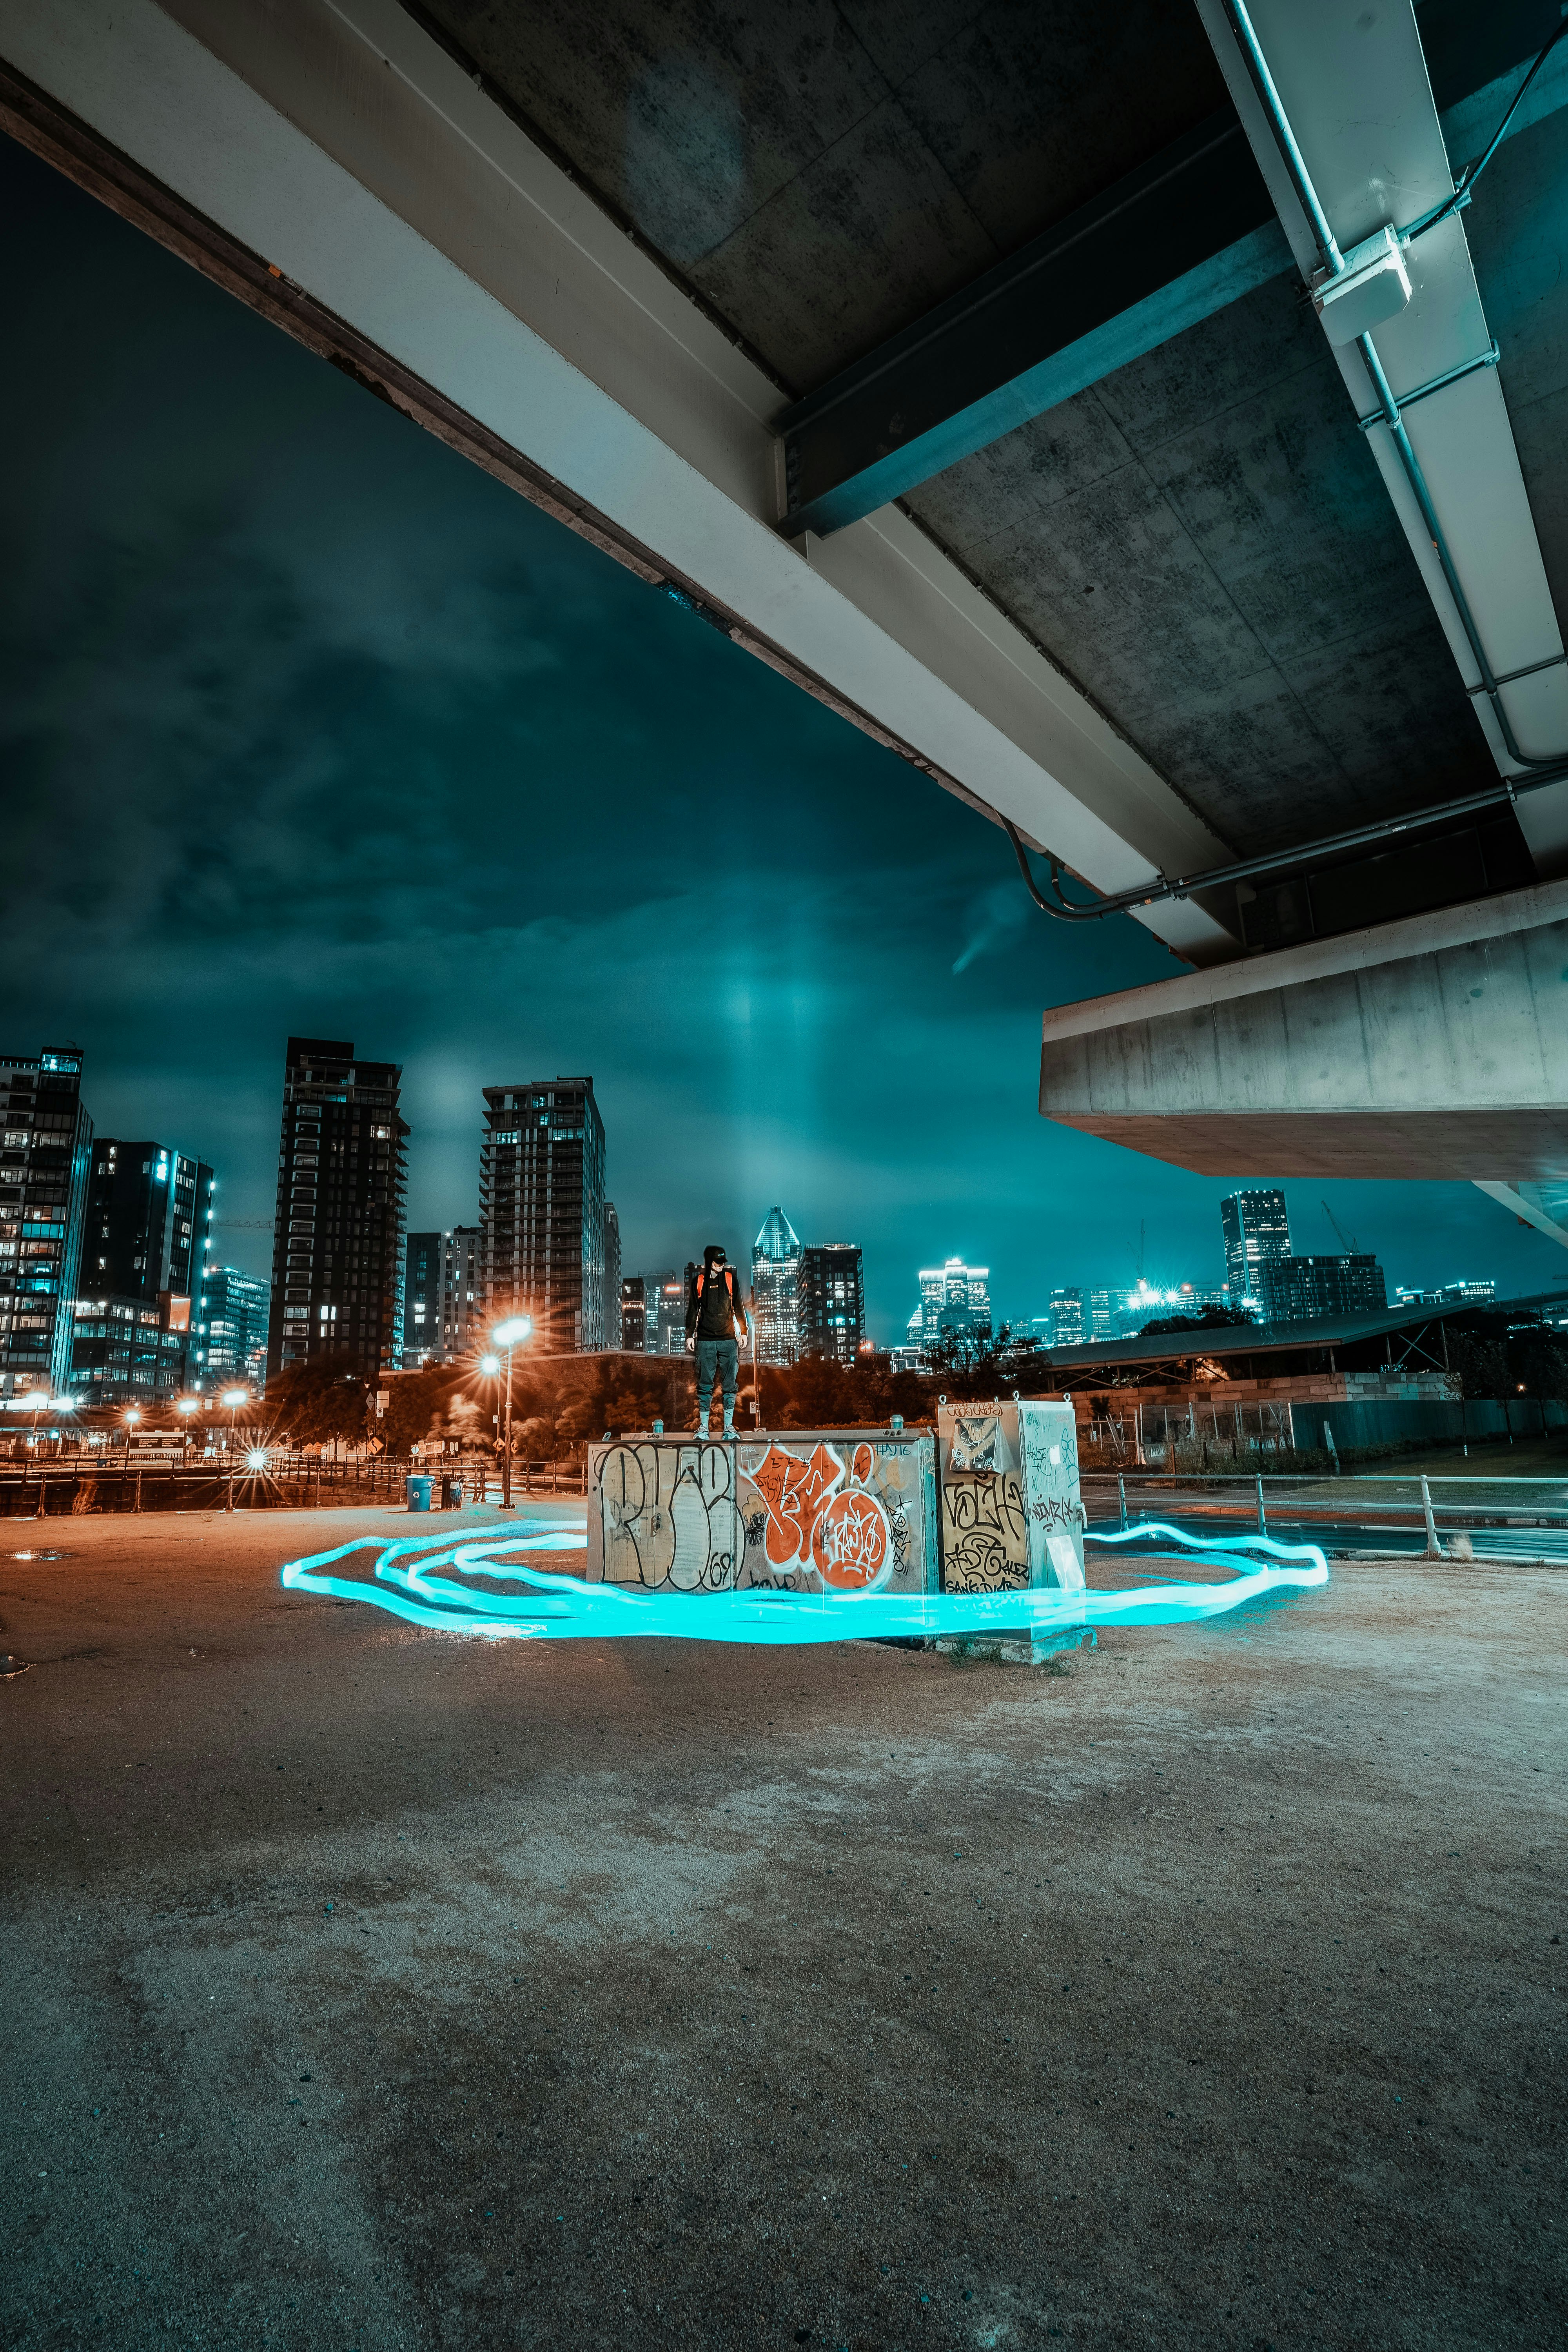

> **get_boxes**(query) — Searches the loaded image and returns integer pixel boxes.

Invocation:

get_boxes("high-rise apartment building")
[752,1207,802,1365]
[917,1258,992,1348]
[800,1243,864,1364]
[84,1140,214,1310]
[1261,1254,1387,1324]
[0,1047,93,1399]
[480,1077,607,1351]
[603,1202,621,1355]
[197,1266,270,1391]
[1221,1188,1292,1304]
[267,1038,409,1386]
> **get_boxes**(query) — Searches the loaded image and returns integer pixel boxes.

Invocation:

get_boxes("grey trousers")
[695,1336,739,1423]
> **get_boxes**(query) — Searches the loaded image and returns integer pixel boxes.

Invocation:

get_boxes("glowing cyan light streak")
[279,1519,1327,1642]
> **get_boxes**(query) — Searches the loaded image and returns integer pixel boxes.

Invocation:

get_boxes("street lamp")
[122,1405,141,1470]
[490,1316,532,1509]
[20,1386,49,1448]
[221,1388,249,1514]
[478,1353,501,1505]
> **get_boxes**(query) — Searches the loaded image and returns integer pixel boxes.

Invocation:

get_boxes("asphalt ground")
[2,1508,1563,2352]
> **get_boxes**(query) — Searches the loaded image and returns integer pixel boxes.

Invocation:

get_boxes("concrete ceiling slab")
[416,0,1534,892]
[1465,100,1568,619]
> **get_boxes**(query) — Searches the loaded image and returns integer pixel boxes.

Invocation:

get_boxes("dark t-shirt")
[695,1266,740,1339]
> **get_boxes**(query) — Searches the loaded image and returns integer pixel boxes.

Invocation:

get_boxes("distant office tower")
[800,1244,864,1364]
[1396,1278,1497,1310]
[1221,1188,1292,1303]
[404,1230,440,1363]
[918,1257,992,1348]
[1088,1288,1114,1339]
[267,1037,409,1386]
[620,1273,647,1352]
[753,1207,802,1365]
[645,1270,686,1356]
[480,1077,607,1351]
[405,1227,483,1365]
[198,1267,270,1392]
[86,1140,214,1310]
[1262,1254,1387,1324]
[603,1202,621,1353]
[442,1226,483,1358]
[0,1046,93,1399]
[1049,1287,1086,1346]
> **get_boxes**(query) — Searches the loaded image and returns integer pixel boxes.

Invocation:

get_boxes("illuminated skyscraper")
[196,1267,270,1393]
[267,1038,409,1385]
[480,1077,607,1351]
[0,1046,93,1399]
[1048,1287,1085,1346]
[752,1207,802,1365]
[1220,1188,1292,1304]
[917,1257,991,1348]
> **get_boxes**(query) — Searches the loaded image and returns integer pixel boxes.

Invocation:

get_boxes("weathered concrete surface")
[2,1506,1563,2350]
[1038,876,1568,1177]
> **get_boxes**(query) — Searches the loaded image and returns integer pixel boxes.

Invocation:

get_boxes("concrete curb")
[1333,1548,1567,1569]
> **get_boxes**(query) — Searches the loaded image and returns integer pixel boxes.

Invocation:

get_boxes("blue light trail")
[279,1518,1327,1642]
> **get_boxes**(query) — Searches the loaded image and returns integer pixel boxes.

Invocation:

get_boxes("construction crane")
[1321,1199,1359,1254]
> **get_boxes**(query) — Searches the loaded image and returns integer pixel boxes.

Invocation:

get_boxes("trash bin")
[406,1474,433,1512]
[440,1475,464,1511]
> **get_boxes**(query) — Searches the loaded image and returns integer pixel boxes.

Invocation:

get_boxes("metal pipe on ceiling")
[1002,762,1567,923]
[1220,0,1568,780]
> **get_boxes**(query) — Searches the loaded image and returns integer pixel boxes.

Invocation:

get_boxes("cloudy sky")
[3,136,1559,1340]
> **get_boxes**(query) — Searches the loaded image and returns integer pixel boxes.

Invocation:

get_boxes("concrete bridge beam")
[1038,878,1568,1196]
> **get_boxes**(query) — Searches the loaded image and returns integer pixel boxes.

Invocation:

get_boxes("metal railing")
[0,1453,587,1517]
[1083,1470,1568,1556]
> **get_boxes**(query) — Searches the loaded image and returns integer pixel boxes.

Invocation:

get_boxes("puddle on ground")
[7,1550,74,1562]
[0,1653,34,1678]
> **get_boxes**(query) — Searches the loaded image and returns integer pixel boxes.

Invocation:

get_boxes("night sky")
[3,136,1560,1340]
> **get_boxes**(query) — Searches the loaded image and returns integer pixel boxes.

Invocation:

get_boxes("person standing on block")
[686,1243,750,1439]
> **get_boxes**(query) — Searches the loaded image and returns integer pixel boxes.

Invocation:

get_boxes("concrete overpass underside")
[3,0,1566,1226]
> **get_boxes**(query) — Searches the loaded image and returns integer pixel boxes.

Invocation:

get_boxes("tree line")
[256,1307,1568,1457]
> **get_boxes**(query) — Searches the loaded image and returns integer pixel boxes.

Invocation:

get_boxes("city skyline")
[4,137,1564,1359]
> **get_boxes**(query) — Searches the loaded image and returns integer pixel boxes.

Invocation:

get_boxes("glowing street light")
[489,1315,533,1510]
[122,1405,141,1471]
[221,1387,250,1514]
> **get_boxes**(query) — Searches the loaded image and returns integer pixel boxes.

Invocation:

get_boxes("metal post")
[501,1345,514,1509]
[1118,1472,1127,1532]
[750,1289,762,1427]
[1421,1475,1441,1559]
[1255,1473,1266,1535]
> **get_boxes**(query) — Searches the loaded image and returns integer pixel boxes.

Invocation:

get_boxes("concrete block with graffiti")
[585,1430,938,1596]
[936,1400,1086,1594]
